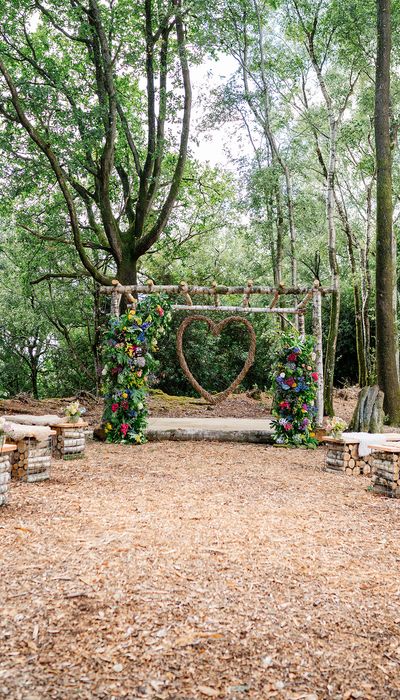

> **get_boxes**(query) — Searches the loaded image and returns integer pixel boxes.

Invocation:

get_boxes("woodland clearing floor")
[1,440,400,700]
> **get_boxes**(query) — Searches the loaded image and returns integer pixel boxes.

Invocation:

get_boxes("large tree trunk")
[375,0,400,423]
[360,182,373,382]
[335,193,369,386]
[117,254,138,286]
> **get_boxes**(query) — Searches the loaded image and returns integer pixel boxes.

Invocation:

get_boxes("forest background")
[0,0,396,414]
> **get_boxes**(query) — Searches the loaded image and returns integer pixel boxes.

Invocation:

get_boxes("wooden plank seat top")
[0,443,17,454]
[52,421,88,429]
[323,433,400,445]
[367,443,400,453]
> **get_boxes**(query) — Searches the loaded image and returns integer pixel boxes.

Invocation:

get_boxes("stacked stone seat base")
[369,446,400,497]
[324,441,374,476]
[0,445,15,505]
[11,438,51,483]
[52,423,86,459]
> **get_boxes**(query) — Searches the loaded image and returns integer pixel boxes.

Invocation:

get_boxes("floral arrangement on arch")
[271,334,319,448]
[101,294,171,444]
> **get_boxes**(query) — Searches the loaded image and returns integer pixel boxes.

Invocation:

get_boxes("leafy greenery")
[0,0,398,406]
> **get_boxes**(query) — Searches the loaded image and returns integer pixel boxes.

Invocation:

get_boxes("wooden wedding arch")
[100,279,333,425]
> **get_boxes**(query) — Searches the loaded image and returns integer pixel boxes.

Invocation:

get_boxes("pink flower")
[283,423,293,431]
[156,305,164,317]
[279,401,290,409]
[312,372,319,381]
[287,353,297,362]
[121,400,129,410]
[111,403,119,413]
[121,423,129,437]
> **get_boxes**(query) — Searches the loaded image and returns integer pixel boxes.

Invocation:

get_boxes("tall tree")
[0,0,192,286]
[375,0,400,422]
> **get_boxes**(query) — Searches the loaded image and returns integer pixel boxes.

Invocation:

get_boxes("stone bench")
[323,434,400,476]
[368,444,400,497]
[0,444,17,505]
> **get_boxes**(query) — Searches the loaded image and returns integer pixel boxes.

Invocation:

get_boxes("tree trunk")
[375,0,400,423]
[274,184,284,287]
[335,193,369,386]
[323,118,340,417]
[349,385,384,432]
[31,364,39,400]
[361,182,373,382]
[117,254,138,286]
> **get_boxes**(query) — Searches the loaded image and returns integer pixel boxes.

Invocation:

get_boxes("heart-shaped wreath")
[176,315,256,404]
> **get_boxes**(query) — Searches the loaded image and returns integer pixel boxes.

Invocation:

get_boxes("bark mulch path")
[1,440,400,700]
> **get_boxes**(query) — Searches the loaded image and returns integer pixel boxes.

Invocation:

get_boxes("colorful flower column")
[271,335,319,447]
[102,295,171,444]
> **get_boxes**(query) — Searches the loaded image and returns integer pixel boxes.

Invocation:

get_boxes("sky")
[190,55,251,169]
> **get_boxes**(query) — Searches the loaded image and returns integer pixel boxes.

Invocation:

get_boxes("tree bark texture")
[375,0,400,423]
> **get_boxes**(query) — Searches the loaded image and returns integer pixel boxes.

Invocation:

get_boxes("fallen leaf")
[198,686,219,697]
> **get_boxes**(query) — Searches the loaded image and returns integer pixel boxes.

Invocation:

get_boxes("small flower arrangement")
[64,401,86,423]
[271,333,319,448]
[325,416,347,438]
[101,294,171,444]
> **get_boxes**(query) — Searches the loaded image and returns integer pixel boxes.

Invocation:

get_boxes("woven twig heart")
[176,315,256,405]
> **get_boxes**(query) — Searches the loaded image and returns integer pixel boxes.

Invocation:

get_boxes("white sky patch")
[190,55,252,169]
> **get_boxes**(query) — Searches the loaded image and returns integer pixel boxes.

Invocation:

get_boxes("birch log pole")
[312,288,324,426]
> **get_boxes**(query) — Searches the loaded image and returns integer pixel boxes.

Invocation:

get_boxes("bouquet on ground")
[64,401,86,423]
[325,416,347,438]
[271,333,319,448]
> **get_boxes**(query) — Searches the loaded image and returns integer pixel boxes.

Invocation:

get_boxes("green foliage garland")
[102,294,171,444]
[271,334,319,448]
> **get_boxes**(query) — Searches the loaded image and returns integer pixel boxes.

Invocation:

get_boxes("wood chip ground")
[1,439,400,699]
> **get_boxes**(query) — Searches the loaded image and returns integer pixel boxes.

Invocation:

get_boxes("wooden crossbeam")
[101,283,334,296]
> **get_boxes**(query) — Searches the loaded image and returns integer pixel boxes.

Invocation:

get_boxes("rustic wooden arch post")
[312,285,324,426]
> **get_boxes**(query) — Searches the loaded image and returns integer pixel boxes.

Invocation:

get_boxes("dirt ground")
[0,386,359,426]
[1,439,400,699]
